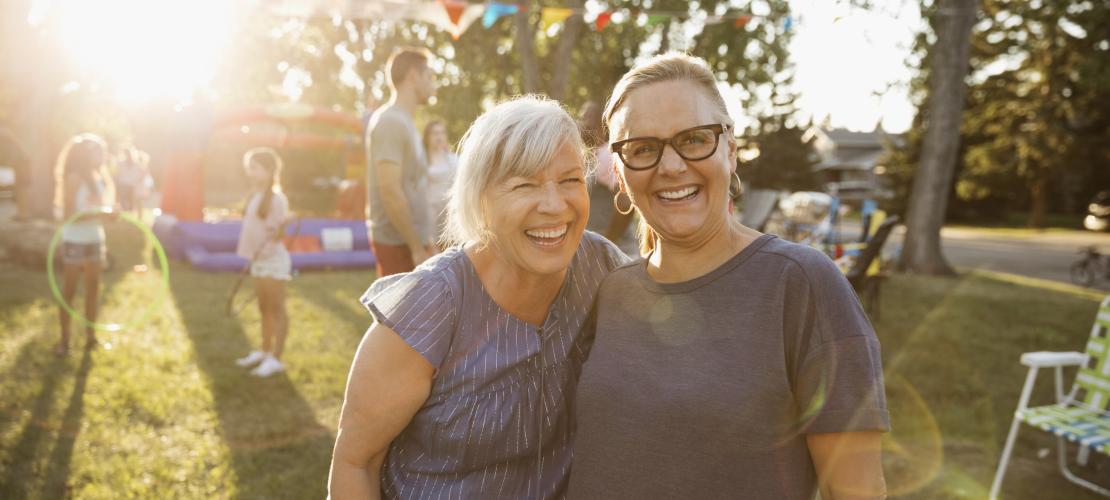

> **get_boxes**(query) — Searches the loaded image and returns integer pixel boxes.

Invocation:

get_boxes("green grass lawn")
[1,221,1107,499]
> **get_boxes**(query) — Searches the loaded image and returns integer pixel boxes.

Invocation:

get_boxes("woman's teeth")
[525,225,568,245]
[525,225,567,238]
[657,186,698,200]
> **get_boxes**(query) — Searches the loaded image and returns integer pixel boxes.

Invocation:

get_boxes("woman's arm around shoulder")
[328,322,436,500]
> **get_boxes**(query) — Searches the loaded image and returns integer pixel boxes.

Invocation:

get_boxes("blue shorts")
[62,241,105,265]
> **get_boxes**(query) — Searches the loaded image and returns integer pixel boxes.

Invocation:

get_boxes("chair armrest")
[1020,351,1086,368]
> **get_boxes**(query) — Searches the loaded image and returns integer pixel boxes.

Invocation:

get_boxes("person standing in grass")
[365,47,438,276]
[234,147,291,378]
[54,133,116,356]
[422,119,457,246]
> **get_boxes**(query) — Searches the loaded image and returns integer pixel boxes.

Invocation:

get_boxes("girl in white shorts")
[234,147,291,377]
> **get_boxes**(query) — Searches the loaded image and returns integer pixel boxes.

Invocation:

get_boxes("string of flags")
[268,1,795,40]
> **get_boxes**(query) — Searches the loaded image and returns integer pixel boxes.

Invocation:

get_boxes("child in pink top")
[234,147,291,377]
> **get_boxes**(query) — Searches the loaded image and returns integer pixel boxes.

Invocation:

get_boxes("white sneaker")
[250,355,284,377]
[235,350,267,367]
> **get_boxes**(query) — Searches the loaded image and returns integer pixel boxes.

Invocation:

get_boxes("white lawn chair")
[989,296,1110,498]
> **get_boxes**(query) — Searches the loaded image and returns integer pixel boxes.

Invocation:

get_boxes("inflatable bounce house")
[153,103,375,272]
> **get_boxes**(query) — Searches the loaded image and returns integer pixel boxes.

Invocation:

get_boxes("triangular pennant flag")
[482,2,519,28]
[595,11,612,31]
[541,7,574,31]
[646,14,670,27]
[411,1,485,39]
[441,0,466,26]
[734,15,752,28]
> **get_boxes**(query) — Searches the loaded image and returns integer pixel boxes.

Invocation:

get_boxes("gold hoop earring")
[728,171,742,199]
[613,190,634,215]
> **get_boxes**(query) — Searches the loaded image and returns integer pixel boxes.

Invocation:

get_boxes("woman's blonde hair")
[53,133,115,219]
[603,52,736,256]
[442,95,585,248]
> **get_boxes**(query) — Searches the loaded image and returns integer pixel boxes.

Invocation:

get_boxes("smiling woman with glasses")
[567,53,890,500]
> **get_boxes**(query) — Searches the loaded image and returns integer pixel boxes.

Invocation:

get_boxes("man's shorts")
[370,240,415,277]
[61,241,105,266]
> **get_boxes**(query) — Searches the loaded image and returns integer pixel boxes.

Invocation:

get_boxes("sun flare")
[38,0,238,103]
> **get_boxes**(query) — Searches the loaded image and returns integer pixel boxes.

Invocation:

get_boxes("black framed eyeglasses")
[611,124,729,171]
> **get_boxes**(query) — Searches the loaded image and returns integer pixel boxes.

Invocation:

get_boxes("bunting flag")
[482,2,518,28]
[264,1,807,40]
[540,7,574,31]
[409,1,484,39]
[442,0,465,26]
[594,11,612,31]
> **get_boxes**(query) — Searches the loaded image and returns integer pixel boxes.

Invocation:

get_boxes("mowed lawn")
[1,221,1107,499]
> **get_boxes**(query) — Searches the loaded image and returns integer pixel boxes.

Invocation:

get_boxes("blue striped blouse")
[360,231,628,499]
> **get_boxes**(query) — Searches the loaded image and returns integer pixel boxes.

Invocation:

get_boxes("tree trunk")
[1028,175,1048,228]
[11,7,62,220]
[547,1,586,102]
[899,0,978,275]
[514,10,540,94]
[659,18,672,54]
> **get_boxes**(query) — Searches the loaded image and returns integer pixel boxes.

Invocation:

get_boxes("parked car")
[1084,190,1110,232]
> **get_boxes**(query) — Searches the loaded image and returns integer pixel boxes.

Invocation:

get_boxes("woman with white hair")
[329,96,627,499]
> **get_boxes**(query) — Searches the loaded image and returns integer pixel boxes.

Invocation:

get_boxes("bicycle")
[1069,246,1109,287]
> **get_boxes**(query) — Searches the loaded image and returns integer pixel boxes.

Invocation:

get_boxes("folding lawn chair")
[845,215,899,320]
[989,296,1110,498]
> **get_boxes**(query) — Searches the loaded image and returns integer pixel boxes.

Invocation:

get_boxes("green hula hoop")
[47,209,170,332]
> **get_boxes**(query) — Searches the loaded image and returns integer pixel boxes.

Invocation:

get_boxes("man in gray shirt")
[366,47,438,276]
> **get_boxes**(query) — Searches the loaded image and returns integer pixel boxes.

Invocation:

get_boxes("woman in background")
[422,119,457,246]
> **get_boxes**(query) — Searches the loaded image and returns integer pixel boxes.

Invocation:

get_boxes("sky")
[786,0,923,132]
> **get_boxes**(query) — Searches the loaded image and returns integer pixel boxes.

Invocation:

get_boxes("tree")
[738,118,818,192]
[212,1,800,142]
[900,0,978,275]
[960,0,1110,227]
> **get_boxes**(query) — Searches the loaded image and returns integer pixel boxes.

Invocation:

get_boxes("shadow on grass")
[875,271,1107,499]
[0,338,92,498]
[169,268,334,499]
[288,270,373,335]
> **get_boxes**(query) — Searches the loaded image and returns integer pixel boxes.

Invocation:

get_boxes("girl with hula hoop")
[54,133,117,356]
[234,147,292,377]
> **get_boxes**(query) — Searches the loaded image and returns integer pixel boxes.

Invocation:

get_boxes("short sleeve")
[360,271,458,370]
[369,114,408,166]
[785,249,890,434]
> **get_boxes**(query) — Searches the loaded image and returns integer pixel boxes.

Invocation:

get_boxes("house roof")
[805,126,904,171]
[814,148,886,171]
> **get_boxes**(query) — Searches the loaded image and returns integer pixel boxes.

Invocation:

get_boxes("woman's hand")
[807,431,887,499]
[328,322,435,500]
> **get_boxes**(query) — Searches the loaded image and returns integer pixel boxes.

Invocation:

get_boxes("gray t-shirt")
[365,105,432,245]
[568,234,889,500]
